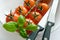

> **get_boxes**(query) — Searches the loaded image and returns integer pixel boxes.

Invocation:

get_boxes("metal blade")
[42,0,59,40]
[26,7,51,40]
[48,0,59,23]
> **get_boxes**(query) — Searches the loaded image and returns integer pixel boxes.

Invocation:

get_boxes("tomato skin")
[37,3,49,16]
[6,13,20,22]
[33,0,51,4]
[31,3,49,16]
[24,19,35,28]
[26,30,32,35]
[15,6,28,16]
[24,0,35,10]
[6,16,13,22]
[26,12,42,24]
[13,14,20,22]
[40,0,51,4]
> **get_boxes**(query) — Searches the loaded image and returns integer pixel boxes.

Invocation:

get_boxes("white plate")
[0,0,60,40]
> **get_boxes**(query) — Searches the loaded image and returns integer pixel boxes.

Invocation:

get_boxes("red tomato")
[26,30,32,35]
[24,19,35,28]
[40,0,51,4]
[6,12,20,22]
[31,3,49,16]
[24,19,34,35]
[26,12,42,24]
[24,0,35,10]
[15,6,28,16]
[37,3,49,16]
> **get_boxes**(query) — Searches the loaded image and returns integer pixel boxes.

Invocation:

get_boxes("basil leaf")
[17,15,26,27]
[19,27,28,38]
[26,24,38,31]
[3,21,18,32]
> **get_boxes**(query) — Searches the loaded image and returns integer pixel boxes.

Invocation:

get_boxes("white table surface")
[0,0,60,40]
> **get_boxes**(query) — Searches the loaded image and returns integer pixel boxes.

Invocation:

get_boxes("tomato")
[26,12,42,24]
[24,0,35,10]
[15,6,28,16]
[26,30,32,35]
[6,12,20,22]
[37,3,49,16]
[24,19,34,28]
[13,13,20,22]
[24,19,34,35]
[40,0,51,4]
[31,3,49,16]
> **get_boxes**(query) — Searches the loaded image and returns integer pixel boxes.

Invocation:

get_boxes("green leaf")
[17,15,26,27]
[26,24,38,31]
[3,21,18,32]
[19,27,28,38]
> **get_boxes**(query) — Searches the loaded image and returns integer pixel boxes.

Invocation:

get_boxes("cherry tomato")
[26,12,42,24]
[15,6,28,16]
[40,0,51,4]
[26,30,32,35]
[24,0,35,10]
[24,19,34,35]
[6,12,20,22]
[24,19,34,28]
[31,3,49,16]
[37,3,49,16]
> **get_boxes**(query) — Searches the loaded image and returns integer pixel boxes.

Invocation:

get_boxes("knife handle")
[42,21,54,40]
[26,26,44,40]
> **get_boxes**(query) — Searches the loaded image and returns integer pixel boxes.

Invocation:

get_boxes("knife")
[26,7,51,40]
[42,0,59,40]
[26,0,59,40]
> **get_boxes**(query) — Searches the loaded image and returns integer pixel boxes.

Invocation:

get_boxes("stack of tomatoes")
[6,0,51,35]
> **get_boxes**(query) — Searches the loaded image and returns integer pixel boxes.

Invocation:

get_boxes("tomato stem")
[18,7,22,14]
[38,6,43,11]
[24,1,30,7]
[25,0,41,17]
[6,10,14,21]
[33,11,39,19]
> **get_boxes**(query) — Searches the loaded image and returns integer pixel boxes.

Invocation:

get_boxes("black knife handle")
[42,21,54,40]
[26,26,44,40]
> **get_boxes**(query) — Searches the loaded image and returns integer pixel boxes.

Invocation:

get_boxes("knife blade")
[26,8,51,40]
[26,0,59,40]
[42,0,59,40]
